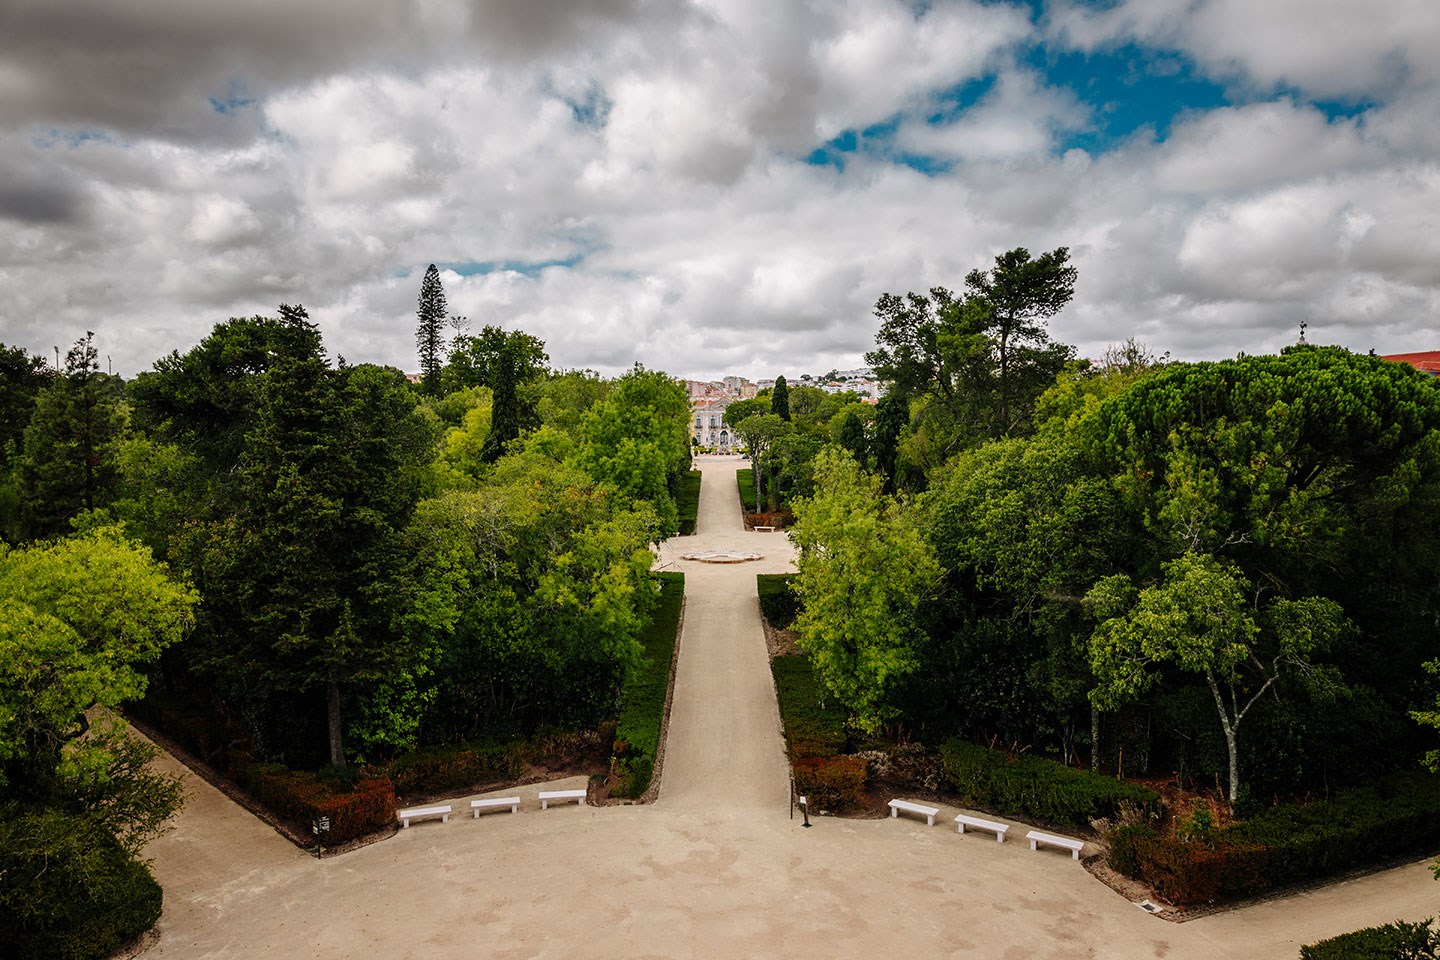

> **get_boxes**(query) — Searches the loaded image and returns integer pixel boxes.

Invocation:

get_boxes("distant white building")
[691,398,734,450]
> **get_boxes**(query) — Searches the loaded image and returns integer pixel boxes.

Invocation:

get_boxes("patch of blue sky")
[1022,42,1230,152]
[441,255,585,278]
[30,128,121,149]
[209,94,258,114]
[804,120,902,171]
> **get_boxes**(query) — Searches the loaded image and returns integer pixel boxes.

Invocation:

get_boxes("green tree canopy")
[416,264,448,397]
[791,449,940,733]
[771,375,791,421]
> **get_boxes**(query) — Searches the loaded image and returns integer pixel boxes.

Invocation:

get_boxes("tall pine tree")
[415,264,448,397]
[19,333,125,539]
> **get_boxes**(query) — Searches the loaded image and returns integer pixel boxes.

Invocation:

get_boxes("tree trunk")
[327,681,345,768]
[1090,704,1100,772]
[753,454,764,513]
[1205,671,1241,811]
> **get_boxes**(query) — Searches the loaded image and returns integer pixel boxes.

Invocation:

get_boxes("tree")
[0,344,50,463]
[573,365,691,538]
[962,247,1077,433]
[197,360,440,767]
[475,328,548,463]
[730,413,790,512]
[865,247,1078,474]
[447,325,548,392]
[833,409,867,463]
[790,449,941,733]
[129,306,324,475]
[0,527,196,813]
[771,375,791,421]
[18,333,126,540]
[1085,552,1346,810]
[416,264,448,397]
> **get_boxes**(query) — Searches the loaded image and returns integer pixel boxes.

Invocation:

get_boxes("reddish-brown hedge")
[793,755,868,812]
[241,764,396,845]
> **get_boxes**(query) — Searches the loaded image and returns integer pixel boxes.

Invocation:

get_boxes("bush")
[794,755,868,812]
[1106,823,1158,879]
[611,571,684,798]
[237,764,396,845]
[737,468,756,512]
[0,807,163,960]
[387,742,524,796]
[1124,771,1440,905]
[757,574,798,629]
[1301,918,1439,960]
[772,655,847,758]
[938,739,1161,833]
[676,470,702,535]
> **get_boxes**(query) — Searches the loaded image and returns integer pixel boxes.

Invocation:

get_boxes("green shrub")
[938,739,1161,832]
[772,655,847,758]
[0,807,163,960]
[794,755,868,812]
[757,574,799,629]
[1106,823,1158,879]
[1123,773,1440,905]
[737,468,756,512]
[387,742,524,795]
[676,470,702,535]
[1301,918,1439,960]
[611,571,684,798]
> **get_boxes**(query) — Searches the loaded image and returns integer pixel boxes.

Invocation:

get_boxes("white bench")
[888,799,940,826]
[753,525,776,532]
[471,797,521,817]
[538,789,586,810]
[397,804,451,828]
[1026,829,1084,859]
[955,813,1009,842]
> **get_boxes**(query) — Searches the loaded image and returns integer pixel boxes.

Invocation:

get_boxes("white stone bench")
[471,797,521,817]
[397,804,451,828]
[538,789,586,810]
[1026,829,1084,859]
[888,799,939,826]
[753,525,776,532]
[955,813,1009,842]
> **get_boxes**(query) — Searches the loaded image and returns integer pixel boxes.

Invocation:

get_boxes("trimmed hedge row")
[737,467,757,513]
[794,755,868,812]
[387,742,524,796]
[771,654,847,758]
[757,574,799,629]
[239,764,397,845]
[1108,772,1440,905]
[611,571,685,798]
[0,807,163,960]
[676,470,702,535]
[1301,918,1438,960]
[938,739,1161,833]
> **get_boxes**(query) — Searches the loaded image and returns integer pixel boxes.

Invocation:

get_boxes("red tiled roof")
[1382,352,1440,374]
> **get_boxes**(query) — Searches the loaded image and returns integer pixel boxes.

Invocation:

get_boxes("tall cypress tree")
[771,374,791,421]
[415,264,448,397]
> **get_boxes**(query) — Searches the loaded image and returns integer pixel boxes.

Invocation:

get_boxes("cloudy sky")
[2,0,1439,380]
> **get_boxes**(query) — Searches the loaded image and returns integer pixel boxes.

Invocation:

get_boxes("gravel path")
[137,454,1440,959]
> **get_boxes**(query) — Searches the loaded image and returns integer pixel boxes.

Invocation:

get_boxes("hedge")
[387,741,524,796]
[0,807,164,960]
[771,654,847,758]
[676,470,702,535]
[1301,919,1439,960]
[737,467,757,513]
[794,755,868,812]
[757,574,798,629]
[237,764,396,845]
[611,571,685,798]
[1109,772,1440,905]
[938,739,1161,833]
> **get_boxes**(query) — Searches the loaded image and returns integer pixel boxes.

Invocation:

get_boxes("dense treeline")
[789,247,1440,837]
[0,287,692,954]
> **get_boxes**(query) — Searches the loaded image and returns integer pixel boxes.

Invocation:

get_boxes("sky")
[2,0,1439,381]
